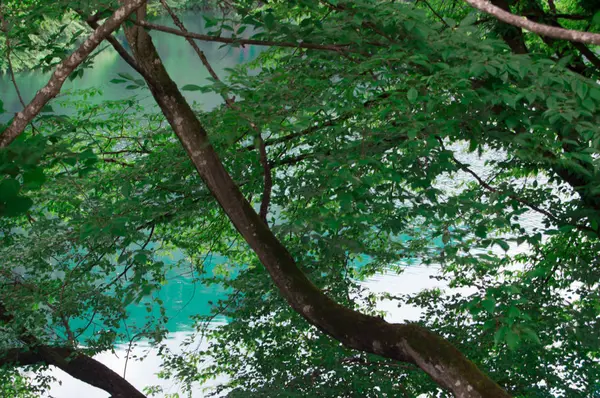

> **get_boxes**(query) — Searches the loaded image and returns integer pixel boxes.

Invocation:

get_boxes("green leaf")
[0,178,20,200]
[2,196,33,216]
[460,12,478,27]
[495,240,510,251]
[470,63,486,77]
[118,73,135,81]
[264,12,275,29]
[407,88,418,103]
[23,168,46,188]
[505,329,521,350]
[494,326,507,345]
[572,80,588,100]
[181,84,203,91]
[507,305,521,319]
[481,298,496,313]
[521,326,541,344]
[582,97,596,112]
[110,79,127,84]
[593,11,600,27]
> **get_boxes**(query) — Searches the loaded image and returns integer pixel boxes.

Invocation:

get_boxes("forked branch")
[121,2,510,396]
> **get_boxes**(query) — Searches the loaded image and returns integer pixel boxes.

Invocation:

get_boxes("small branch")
[0,0,149,148]
[156,1,272,221]
[0,10,26,108]
[572,41,600,71]
[445,146,596,234]
[158,0,224,86]
[420,0,450,27]
[101,224,155,291]
[78,10,145,77]
[136,20,352,53]
[465,0,600,45]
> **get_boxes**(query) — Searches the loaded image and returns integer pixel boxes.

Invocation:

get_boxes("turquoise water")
[1,14,259,338]
[1,14,259,115]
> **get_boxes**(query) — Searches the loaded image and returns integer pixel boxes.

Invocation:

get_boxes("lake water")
[1,12,539,397]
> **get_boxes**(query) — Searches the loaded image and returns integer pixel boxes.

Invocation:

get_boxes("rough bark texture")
[465,0,600,45]
[0,0,148,148]
[122,4,510,397]
[0,347,146,398]
[0,304,146,398]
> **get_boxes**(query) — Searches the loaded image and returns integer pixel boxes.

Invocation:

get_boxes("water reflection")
[0,14,259,116]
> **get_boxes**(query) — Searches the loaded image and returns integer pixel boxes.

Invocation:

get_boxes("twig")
[78,10,146,77]
[158,2,272,222]
[441,141,596,234]
[0,10,26,108]
[420,0,450,27]
[158,0,224,87]
[136,20,352,52]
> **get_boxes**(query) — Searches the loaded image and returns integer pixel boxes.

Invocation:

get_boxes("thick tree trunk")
[121,4,510,397]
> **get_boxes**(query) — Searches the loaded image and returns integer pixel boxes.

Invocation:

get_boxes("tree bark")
[0,304,146,398]
[121,3,510,397]
[0,347,146,398]
[465,0,600,45]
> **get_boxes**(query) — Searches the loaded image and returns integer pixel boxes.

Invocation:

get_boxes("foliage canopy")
[0,0,599,397]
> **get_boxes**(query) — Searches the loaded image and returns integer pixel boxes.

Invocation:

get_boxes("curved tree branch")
[0,303,146,398]
[0,346,146,398]
[121,3,510,396]
[0,0,148,148]
[465,0,600,45]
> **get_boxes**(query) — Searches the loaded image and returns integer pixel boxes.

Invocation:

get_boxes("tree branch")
[136,20,352,52]
[0,0,148,148]
[465,0,600,45]
[0,305,146,398]
[157,0,272,222]
[77,10,145,77]
[0,9,26,108]
[122,3,510,395]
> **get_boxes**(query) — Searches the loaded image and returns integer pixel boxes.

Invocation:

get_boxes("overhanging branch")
[465,0,600,45]
[136,20,352,52]
[121,1,511,395]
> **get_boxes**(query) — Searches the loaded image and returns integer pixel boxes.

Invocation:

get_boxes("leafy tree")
[0,0,599,397]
